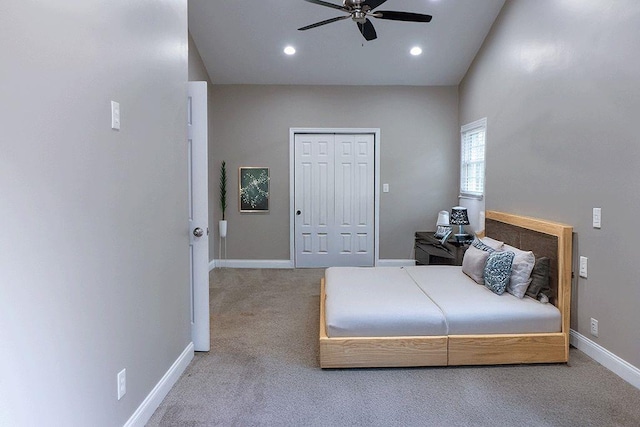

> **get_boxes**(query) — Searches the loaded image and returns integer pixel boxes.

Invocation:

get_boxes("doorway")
[290,128,380,268]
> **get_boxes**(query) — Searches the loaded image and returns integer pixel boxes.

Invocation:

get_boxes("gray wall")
[189,32,212,83]
[0,1,190,425]
[208,85,459,261]
[460,0,640,368]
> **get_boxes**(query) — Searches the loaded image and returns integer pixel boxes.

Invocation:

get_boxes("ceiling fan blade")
[357,19,377,41]
[374,10,433,23]
[302,0,349,12]
[298,15,351,31]
[363,0,388,10]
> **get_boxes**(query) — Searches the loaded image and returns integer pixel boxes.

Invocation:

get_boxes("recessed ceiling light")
[284,46,296,55]
[410,46,423,56]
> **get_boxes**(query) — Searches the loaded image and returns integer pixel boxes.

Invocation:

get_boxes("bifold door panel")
[294,133,374,267]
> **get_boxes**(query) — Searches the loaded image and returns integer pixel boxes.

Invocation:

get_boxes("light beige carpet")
[147,268,640,426]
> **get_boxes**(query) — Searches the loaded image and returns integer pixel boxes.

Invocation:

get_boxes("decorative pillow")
[484,251,515,295]
[462,244,493,284]
[503,244,536,299]
[479,237,504,251]
[471,237,496,252]
[526,257,552,302]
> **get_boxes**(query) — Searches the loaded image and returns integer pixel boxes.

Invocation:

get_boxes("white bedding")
[324,267,447,337]
[324,266,561,338]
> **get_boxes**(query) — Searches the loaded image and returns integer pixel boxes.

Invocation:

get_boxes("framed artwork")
[239,167,270,212]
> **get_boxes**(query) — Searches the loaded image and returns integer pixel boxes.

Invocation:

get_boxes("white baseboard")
[570,329,640,390]
[124,342,194,427]
[376,259,416,267]
[214,259,294,269]
[211,259,416,269]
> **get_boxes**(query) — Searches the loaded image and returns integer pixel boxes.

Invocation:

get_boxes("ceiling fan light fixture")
[284,46,296,55]
[410,46,423,56]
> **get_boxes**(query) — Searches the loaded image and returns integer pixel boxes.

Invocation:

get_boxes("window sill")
[459,194,484,201]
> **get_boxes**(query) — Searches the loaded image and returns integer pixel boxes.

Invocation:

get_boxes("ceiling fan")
[298,0,432,41]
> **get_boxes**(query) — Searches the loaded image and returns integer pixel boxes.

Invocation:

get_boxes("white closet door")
[294,133,374,267]
[333,134,374,266]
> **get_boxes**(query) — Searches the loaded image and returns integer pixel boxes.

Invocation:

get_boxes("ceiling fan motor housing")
[344,0,365,9]
[345,0,370,23]
[352,10,367,23]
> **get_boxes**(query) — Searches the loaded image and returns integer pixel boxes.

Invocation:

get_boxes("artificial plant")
[219,161,227,220]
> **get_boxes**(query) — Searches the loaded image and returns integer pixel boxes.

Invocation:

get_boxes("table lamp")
[450,206,470,238]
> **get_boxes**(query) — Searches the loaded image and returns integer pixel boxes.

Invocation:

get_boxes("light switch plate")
[111,101,120,130]
[382,183,389,193]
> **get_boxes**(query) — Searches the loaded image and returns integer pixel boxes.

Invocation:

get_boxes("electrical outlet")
[590,318,599,337]
[117,368,126,400]
[593,208,601,228]
[579,256,588,278]
[111,101,120,130]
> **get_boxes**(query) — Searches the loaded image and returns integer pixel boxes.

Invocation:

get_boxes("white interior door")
[187,82,209,352]
[294,133,374,267]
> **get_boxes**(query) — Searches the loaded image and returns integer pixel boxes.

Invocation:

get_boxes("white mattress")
[405,266,561,335]
[324,266,561,338]
[324,267,447,337]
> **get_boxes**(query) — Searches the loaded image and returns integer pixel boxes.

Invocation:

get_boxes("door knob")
[193,227,204,237]
[296,210,301,215]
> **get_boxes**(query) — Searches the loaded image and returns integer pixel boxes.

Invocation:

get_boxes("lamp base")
[454,233,472,243]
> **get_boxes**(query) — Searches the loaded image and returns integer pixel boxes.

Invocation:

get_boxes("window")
[460,118,487,199]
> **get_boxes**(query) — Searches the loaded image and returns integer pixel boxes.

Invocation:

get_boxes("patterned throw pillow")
[484,251,515,295]
[472,237,496,252]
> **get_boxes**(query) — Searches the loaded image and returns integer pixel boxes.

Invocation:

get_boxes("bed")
[319,211,573,368]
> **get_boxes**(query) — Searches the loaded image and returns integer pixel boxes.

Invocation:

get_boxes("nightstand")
[414,232,471,266]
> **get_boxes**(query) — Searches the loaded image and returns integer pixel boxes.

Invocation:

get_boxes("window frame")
[459,118,487,200]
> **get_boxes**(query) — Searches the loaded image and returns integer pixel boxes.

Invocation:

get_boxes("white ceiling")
[188,0,505,86]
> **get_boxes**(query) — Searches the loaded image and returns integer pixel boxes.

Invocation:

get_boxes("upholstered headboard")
[486,218,559,301]
[484,211,573,335]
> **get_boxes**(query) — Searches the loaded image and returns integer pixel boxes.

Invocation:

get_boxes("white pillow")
[462,245,491,284]
[503,244,535,298]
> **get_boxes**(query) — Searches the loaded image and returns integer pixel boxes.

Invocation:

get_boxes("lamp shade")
[436,210,450,226]
[450,206,470,225]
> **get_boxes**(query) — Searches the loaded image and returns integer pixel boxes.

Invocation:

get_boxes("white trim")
[460,117,487,133]
[458,194,484,201]
[377,259,416,267]
[289,128,381,268]
[215,259,294,269]
[460,117,487,198]
[124,342,194,427]
[208,259,216,271]
[212,259,416,269]
[570,329,640,390]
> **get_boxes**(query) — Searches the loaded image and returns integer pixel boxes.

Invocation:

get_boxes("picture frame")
[239,167,270,212]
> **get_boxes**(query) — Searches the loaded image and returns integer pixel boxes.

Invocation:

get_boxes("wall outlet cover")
[117,368,126,400]
[593,207,601,228]
[579,256,588,278]
[590,318,599,337]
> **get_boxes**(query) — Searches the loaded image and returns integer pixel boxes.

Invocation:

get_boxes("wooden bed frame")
[319,211,573,368]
